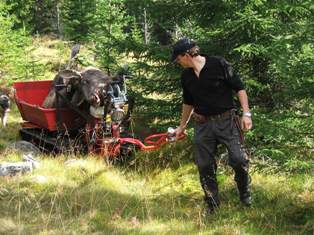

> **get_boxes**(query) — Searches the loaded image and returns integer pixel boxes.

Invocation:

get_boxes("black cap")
[171,38,196,62]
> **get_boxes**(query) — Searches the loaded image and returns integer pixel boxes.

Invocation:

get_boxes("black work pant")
[193,114,250,208]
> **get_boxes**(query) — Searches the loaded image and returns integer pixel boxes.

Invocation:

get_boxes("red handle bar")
[144,132,186,146]
[118,132,186,152]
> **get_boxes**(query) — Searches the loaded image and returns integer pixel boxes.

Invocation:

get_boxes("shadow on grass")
[0,167,197,235]
[129,171,313,235]
[0,161,313,235]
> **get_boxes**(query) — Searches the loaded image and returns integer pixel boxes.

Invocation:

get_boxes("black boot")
[201,175,220,214]
[236,175,252,207]
[240,191,251,207]
[204,196,219,215]
[234,164,252,207]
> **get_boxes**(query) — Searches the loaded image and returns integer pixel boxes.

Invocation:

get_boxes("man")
[171,38,253,214]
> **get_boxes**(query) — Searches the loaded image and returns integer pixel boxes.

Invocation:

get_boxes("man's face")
[175,53,191,68]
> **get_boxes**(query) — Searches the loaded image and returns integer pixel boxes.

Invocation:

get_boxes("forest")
[0,0,313,234]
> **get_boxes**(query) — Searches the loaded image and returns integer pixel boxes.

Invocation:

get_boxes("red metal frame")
[85,118,186,157]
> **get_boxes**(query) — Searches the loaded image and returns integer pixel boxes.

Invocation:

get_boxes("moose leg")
[42,90,56,108]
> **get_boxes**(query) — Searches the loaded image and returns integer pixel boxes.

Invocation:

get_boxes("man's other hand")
[241,116,252,131]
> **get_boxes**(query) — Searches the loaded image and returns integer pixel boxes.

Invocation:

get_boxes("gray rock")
[8,141,40,156]
[0,162,33,176]
[0,153,40,177]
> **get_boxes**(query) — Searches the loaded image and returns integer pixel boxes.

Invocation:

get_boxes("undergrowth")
[0,106,313,235]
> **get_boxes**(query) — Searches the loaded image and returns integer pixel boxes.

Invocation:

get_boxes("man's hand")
[241,116,252,131]
[174,126,185,140]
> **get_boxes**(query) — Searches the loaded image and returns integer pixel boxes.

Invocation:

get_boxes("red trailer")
[14,80,86,131]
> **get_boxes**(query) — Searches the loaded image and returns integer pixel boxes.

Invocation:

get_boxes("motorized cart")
[13,79,185,158]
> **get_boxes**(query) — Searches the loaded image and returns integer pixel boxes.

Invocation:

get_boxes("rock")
[0,153,40,177]
[0,161,33,176]
[8,140,41,156]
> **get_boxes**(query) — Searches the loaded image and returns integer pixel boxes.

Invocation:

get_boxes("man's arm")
[175,104,194,138]
[237,89,253,131]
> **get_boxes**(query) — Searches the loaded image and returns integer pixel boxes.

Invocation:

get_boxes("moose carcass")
[73,67,111,108]
[42,67,111,109]
[42,69,82,108]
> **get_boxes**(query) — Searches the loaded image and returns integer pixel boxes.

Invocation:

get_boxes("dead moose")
[42,67,110,110]
[42,69,82,108]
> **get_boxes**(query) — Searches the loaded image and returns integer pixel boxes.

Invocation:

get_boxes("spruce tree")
[61,0,96,41]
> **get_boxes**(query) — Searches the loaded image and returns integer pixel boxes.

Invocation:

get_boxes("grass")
[0,107,313,235]
[0,152,313,235]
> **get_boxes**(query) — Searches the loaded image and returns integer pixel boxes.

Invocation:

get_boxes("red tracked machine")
[13,78,186,158]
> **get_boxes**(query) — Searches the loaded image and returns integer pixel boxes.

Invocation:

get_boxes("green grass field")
[0,106,313,235]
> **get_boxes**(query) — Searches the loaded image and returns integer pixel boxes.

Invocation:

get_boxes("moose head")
[72,67,110,107]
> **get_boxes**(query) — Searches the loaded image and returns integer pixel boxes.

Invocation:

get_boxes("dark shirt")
[181,55,244,115]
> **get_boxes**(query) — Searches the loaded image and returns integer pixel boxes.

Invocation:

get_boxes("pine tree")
[0,2,32,84]
[90,0,133,74]
[61,0,96,41]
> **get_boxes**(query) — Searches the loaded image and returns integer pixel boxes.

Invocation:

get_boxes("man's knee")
[194,151,216,177]
[198,163,217,178]
[228,144,249,167]
[193,145,217,176]
[229,158,249,173]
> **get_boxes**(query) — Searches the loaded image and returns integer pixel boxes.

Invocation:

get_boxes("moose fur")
[42,70,82,108]
[42,67,111,109]
[76,67,110,107]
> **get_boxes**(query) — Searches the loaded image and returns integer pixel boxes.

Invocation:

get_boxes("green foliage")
[30,0,61,34]
[0,2,33,84]
[247,101,314,173]
[208,1,313,107]
[61,0,96,41]
[5,0,35,30]
[89,0,135,74]
[5,0,61,34]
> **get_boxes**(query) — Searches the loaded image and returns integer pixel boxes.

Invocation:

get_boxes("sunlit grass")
[0,146,312,235]
[0,108,312,234]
